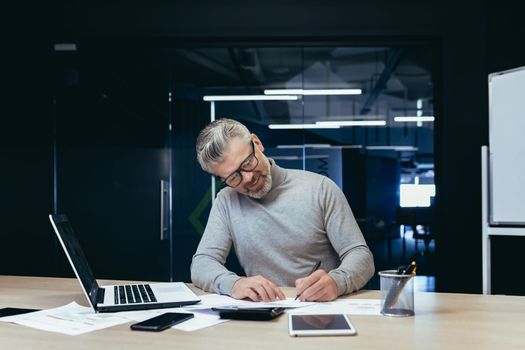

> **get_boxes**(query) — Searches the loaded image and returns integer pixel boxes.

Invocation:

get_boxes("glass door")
[53,44,172,281]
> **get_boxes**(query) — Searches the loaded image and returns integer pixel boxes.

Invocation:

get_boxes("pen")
[295,261,322,300]
[403,261,417,275]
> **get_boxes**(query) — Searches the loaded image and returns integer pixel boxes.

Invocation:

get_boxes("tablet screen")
[290,314,351,330]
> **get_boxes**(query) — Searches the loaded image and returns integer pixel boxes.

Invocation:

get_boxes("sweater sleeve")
[320,177,375,296]
[190,193,242,295]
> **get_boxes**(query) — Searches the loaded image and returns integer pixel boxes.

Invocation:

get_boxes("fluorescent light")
[203,95,299,101]
[268,124,340,130]
[276,144,332,148]
[366,146,418,151]
[316,120,386,127]
[271,155,330,160]
[264,89,362,95]
[394,116,435,122]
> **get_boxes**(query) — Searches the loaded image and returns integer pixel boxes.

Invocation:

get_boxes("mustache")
[246,173,264,188]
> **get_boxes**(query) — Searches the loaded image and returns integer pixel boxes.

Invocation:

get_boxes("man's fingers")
[302,284,329,301]
[251,276,276,302]
[245,288,260,302]
[299,279,324,301]
[231,275,285,302]
[253,284,271,302]
[267,280,286,301]
[297,272,338,301]
[257,277,285,301]
[275,287,286,301]
[296,270,324,297]
[264,284,277,302]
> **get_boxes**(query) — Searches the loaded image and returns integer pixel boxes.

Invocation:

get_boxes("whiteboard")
[489,66,525,225]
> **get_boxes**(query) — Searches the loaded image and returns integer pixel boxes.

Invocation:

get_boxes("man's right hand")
[230,275,286,302]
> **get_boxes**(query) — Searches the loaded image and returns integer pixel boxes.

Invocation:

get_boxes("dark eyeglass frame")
[220,140,259,188]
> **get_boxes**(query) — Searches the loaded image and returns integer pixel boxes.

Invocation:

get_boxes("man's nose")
[242,170,255,184]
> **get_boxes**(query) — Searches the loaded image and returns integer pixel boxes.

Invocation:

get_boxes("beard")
[246,173,273,199]
[244,159,273,199]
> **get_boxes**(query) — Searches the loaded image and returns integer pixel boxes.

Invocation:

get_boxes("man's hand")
[231,275,286,302]
[295,269,338,301]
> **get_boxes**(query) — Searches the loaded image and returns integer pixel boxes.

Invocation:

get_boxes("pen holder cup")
[378,270,415,317]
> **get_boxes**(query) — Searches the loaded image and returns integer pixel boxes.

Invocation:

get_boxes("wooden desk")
[1,275,524,350]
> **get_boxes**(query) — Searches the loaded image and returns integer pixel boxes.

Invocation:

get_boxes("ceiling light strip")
[268,124,340,130]
[366,146,419,151]
[264,89,362,95]
[316,120,386,126]
[203,95,299,101]
[394,116,435,122]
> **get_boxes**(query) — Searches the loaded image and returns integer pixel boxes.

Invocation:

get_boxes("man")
[191,118,374,302]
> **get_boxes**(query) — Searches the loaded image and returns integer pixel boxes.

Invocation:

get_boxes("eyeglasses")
[220,140,259,188]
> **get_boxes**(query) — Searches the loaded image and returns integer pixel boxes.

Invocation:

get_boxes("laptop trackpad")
[150,283,196,301]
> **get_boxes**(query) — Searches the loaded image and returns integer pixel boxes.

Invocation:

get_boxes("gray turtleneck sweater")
[191,160,375,296]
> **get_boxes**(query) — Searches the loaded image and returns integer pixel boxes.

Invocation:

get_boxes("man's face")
[211,135,272,199]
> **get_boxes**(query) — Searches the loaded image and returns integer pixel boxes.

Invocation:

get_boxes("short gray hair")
[196,118,252,174]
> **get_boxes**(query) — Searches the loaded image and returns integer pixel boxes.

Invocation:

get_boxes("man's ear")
[252,134,264,153]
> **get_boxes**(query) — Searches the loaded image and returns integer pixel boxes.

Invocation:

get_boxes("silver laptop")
[49,214,201,312]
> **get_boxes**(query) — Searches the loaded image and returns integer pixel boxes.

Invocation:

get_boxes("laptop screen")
[50,214,100,309]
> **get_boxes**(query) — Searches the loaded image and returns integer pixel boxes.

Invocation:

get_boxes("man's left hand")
[294,269,338,301]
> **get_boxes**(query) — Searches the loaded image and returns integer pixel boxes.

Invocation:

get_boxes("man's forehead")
[225,136,250,154]
[212,137,251,176]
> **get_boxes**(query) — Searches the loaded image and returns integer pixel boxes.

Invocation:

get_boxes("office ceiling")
[58,44,434,126]
[55,43,435,163]
[169,46,435,126]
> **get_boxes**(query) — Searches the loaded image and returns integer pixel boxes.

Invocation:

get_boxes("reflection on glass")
[291,314,351,330]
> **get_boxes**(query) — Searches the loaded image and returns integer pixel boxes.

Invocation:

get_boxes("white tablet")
[288,313,357,336]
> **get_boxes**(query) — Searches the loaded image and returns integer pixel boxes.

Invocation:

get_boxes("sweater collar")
[268,158,287,190]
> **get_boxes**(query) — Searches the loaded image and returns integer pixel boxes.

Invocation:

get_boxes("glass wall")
[50,43,436,288]
[170,45,436,287]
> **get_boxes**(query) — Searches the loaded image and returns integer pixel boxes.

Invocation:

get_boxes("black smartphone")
[0,307,40,317]
[130,312,194,332]
[211,307,285,321]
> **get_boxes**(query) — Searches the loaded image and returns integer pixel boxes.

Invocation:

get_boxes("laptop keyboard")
[114,284,158,304]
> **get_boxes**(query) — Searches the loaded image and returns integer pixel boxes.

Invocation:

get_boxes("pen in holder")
[379,265,416,317]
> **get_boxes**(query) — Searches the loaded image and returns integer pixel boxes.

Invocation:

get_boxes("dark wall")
[6,0,525,292]
[2,2,57,276]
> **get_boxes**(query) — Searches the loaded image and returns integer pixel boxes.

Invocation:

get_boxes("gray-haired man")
[191,118,374,302]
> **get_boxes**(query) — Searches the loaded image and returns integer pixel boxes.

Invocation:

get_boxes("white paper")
[0,302,130,335]
[172,311,229,331]
[185,294,315,310]
[115,307,229,332]
[288,299,382,315]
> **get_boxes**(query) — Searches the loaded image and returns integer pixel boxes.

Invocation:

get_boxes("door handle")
[160,179,168,240]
